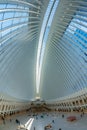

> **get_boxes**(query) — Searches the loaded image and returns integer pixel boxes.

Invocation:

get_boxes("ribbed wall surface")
[0,0,44,100]
[40,0,87,100]
[0,0,87,103]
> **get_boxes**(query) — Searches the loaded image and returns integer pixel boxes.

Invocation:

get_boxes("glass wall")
[0,3,29,46]
[63,6,87,91]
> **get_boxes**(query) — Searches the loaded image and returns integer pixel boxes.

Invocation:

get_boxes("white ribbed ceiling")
[0,0,87,101]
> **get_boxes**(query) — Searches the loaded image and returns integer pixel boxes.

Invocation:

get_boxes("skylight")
[36,0,59,95]
[0,3,29,45]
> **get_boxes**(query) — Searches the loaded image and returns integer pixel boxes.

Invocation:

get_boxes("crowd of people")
[0,111,85,130]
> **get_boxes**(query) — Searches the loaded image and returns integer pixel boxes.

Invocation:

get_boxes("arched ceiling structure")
[0,0,87,102]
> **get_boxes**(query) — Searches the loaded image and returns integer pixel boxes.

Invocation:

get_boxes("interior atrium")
[0,0,87,130]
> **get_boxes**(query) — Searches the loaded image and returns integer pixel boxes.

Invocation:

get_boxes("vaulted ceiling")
[0,0,87,101]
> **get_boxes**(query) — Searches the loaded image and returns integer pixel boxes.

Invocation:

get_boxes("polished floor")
[0,112,87,130]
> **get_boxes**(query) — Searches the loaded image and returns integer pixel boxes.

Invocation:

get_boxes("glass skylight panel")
[0,4,6,9]
[2,20,12,29]
[13,19,20,24]
[25,17,29,22]
[48,0,58,26]
[0,2,29,45]
[4,12,14,19]
[20,18,25,22]
[7,4,17,8]
[78,15,87,21]
[0,33,1,39]
[18,5,25,9]
[64,8,87,68]
[15,12,22,17]
[25,7,29,10]
[0,13,3,20]
[22,12,28,16]
[0,22,1,30]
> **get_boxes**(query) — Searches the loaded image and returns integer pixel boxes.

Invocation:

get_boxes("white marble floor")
[0,112,87,130]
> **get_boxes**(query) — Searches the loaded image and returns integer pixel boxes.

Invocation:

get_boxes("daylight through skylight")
[36,0,59,95]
